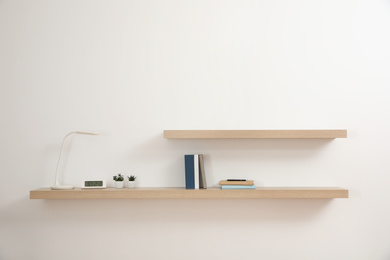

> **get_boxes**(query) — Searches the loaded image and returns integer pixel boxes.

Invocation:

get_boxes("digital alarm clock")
[81,180,106,189]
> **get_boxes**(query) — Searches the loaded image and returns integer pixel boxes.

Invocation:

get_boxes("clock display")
[81,180,106,189]
[85,181,103,187]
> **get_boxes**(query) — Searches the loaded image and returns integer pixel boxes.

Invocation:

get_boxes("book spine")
[199,154,207,189]
[221,185,256,190]
[194,154,199,189]
[184,155,195,189]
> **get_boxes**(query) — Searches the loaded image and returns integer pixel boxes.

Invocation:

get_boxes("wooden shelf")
[30,187,348,199]
[163,130,347,139]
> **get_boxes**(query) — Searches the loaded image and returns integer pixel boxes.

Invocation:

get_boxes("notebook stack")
[219,179,256,189]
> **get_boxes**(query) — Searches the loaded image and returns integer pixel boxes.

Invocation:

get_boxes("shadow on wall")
[2,196,334,225]
[128,133,338,165]
[133,132,336,152]
[0,197,342,259]
[124,132,340,187]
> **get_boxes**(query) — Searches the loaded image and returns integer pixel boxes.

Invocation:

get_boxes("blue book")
[184,155,194,189]
[185,155,200,189]
[221,185,256,190]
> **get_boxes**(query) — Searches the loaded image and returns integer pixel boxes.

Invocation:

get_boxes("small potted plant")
[113,173,124,188]
[127,175,137,188]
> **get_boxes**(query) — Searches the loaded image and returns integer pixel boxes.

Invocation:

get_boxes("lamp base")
[50,185,75,190]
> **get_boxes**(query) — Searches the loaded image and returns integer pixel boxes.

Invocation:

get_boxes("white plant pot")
[128,181,135,189]
[115,181,124,189]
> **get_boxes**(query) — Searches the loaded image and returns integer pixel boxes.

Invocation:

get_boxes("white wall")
[1,0,390,259]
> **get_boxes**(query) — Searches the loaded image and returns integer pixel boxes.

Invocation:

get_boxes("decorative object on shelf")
[127,175,137,188]
[81,180,106,189]
[219,179,254,186]
[219,179,256,189]
[113,174,124,189]
[221,185,256,190]
[51,131,100,190]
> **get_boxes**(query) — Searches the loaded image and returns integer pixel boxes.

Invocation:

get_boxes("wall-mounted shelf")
[163,130,347,139]
[30,187,348,199]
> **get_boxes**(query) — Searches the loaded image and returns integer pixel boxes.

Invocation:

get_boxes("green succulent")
[128,175,137,181]
[113,173,124,181]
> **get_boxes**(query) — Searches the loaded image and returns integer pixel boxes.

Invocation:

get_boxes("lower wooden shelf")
[30,187,348,199]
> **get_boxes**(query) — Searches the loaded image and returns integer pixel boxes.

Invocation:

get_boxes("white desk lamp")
[51,131,99,190]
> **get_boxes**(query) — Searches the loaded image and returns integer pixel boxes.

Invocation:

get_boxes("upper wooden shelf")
[163,130,347,139]
[30,187,348,199]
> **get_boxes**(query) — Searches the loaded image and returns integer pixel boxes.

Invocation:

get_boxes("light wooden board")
[163,130,347,139]
[30,187,349,199]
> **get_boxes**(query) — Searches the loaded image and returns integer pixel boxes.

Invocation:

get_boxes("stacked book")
[219,179,256,189]
[184,154,207,189]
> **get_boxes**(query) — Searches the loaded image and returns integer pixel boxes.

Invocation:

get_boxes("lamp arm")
[53,131,99,186]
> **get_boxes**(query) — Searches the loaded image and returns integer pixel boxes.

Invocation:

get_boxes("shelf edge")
[163,130,348,139]
[30,187,349,199]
